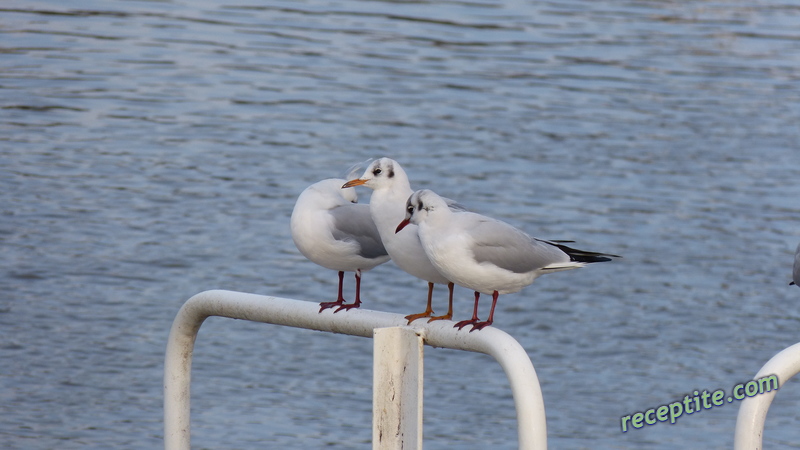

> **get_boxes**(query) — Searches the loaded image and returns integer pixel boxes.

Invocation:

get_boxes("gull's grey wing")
[468,216,568,274]
[330,203,388,259]
[441,196,468,213]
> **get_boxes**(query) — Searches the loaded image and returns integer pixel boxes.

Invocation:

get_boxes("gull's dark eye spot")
[372,168,382,176]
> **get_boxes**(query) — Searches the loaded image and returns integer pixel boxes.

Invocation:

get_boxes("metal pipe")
[734,342,800,449]
[164,289,547,449]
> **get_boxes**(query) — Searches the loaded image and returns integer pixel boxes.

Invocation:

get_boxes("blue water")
[3,1,800,448]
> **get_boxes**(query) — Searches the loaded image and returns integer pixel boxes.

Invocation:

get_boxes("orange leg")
[428,282,454,322]
[405,282,436,323]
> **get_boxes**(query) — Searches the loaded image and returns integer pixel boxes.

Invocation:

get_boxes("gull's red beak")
[342,178,368,188]
[395,218,410,234]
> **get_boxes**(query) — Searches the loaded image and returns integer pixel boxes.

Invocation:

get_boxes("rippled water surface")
[3,0,800,448]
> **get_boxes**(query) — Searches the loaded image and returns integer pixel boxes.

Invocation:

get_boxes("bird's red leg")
[319,271,347,312]
[405,282,436,323]
[335,269,363,312]
[428,282,454,322]
[454,291,481,330]
[470,291,498,331]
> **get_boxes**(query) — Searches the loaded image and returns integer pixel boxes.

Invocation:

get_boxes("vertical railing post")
[734,342,800,449]
[373,327,424,450]
[164,300,207,450]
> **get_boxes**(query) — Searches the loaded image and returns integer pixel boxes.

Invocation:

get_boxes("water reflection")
[2,0,800,448]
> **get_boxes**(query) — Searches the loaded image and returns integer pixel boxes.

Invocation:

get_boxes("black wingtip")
[541,239,620,263]
[571,253,614,264]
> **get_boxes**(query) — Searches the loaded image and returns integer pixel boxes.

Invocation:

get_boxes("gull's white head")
[395,189,445,233]
[341,157,409,191]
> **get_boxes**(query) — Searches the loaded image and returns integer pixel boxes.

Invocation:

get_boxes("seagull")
[791,243,800,287]
[342,158,457,324]
[396,189,618,331]
[291,178,390,312]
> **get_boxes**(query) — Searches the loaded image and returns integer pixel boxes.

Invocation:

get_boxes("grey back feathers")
[330,204,387,259]
[469,219,570,274]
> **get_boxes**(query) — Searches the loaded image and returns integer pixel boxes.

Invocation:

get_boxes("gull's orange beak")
[342,178,368,188]
[395,218,410,234]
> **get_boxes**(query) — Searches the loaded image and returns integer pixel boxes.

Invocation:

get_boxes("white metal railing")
[734,342,800,449]
[164,289,547,449]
